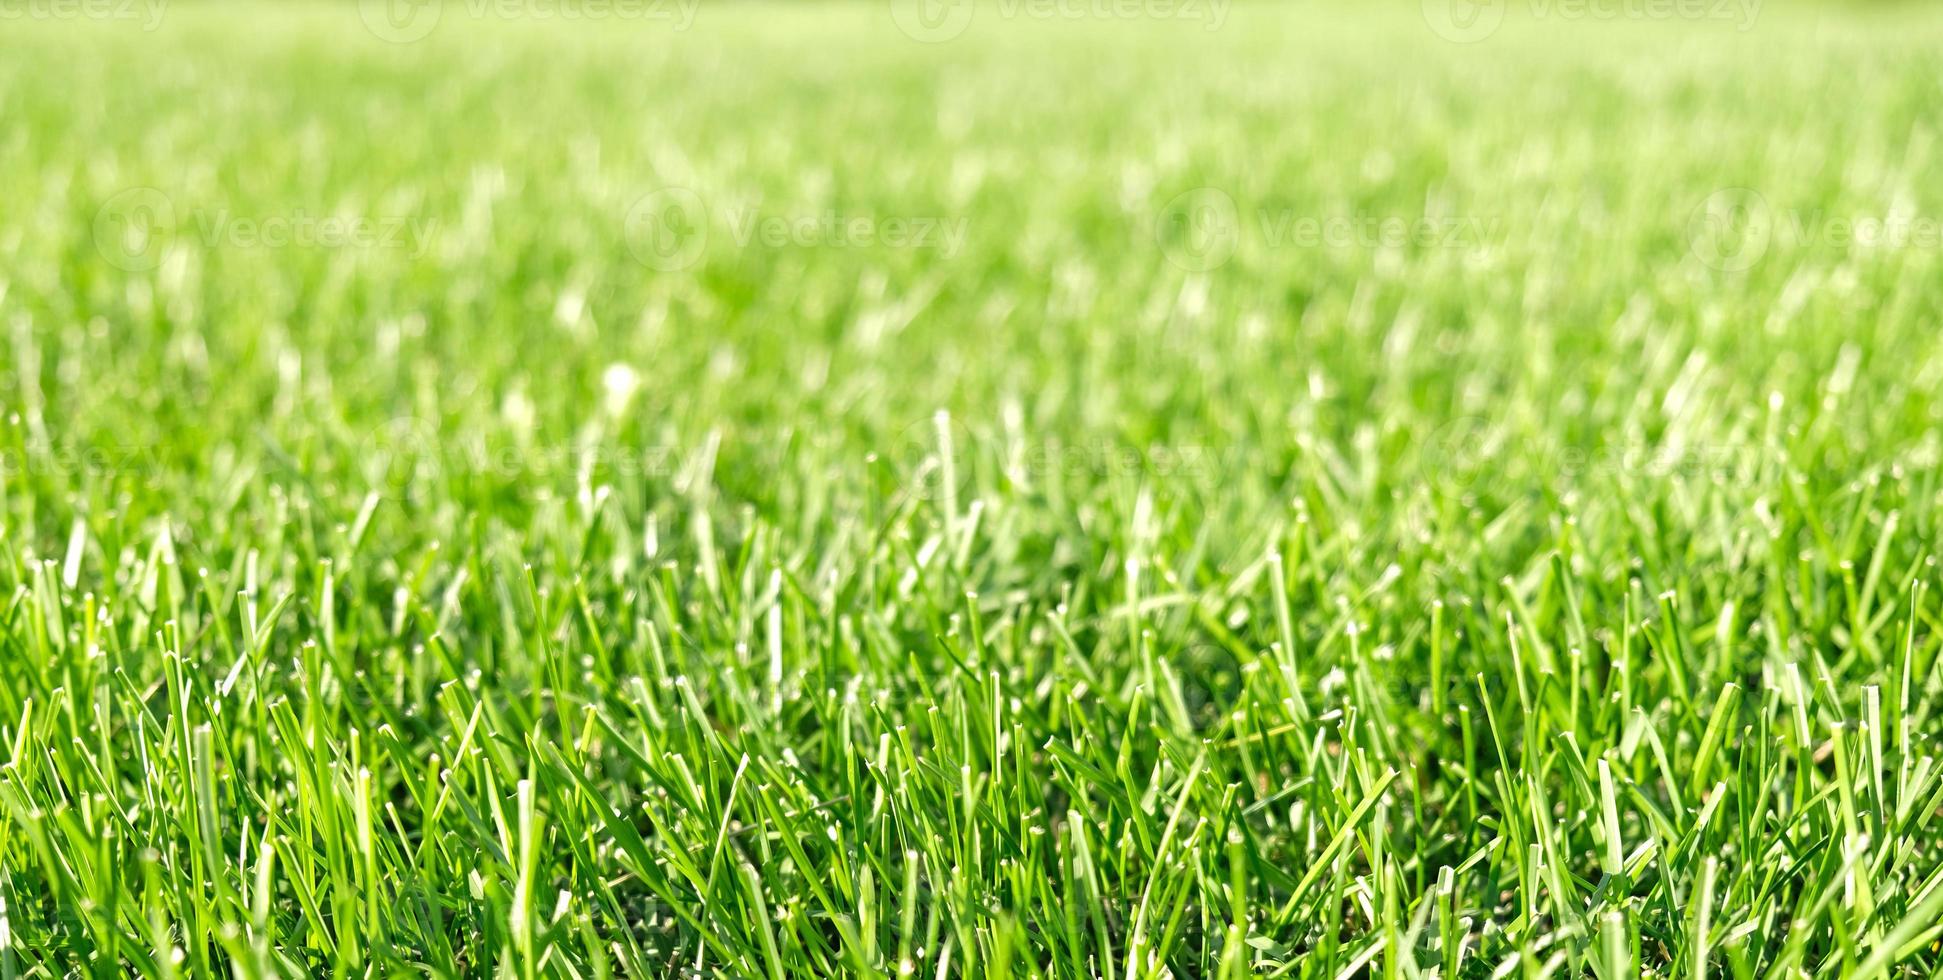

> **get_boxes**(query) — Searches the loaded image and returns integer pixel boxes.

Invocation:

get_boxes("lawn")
[2,0,1943,976]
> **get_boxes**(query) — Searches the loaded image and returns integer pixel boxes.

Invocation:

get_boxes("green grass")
[4,0,1943,976]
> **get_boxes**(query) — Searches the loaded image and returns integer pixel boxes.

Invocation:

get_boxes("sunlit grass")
[1,1,1942,977]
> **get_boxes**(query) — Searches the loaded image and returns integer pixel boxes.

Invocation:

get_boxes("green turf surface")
[3,1,1943,976]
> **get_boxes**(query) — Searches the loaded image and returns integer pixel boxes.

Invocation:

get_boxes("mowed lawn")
[2,0,1943,976]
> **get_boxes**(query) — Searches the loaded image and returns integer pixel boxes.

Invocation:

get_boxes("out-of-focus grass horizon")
[9,0,1943,496]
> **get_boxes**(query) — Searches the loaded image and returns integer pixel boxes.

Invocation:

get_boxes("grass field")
[4,0,1943,976]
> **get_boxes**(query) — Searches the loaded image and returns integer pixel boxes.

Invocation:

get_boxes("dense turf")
[3,1,1943,977]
